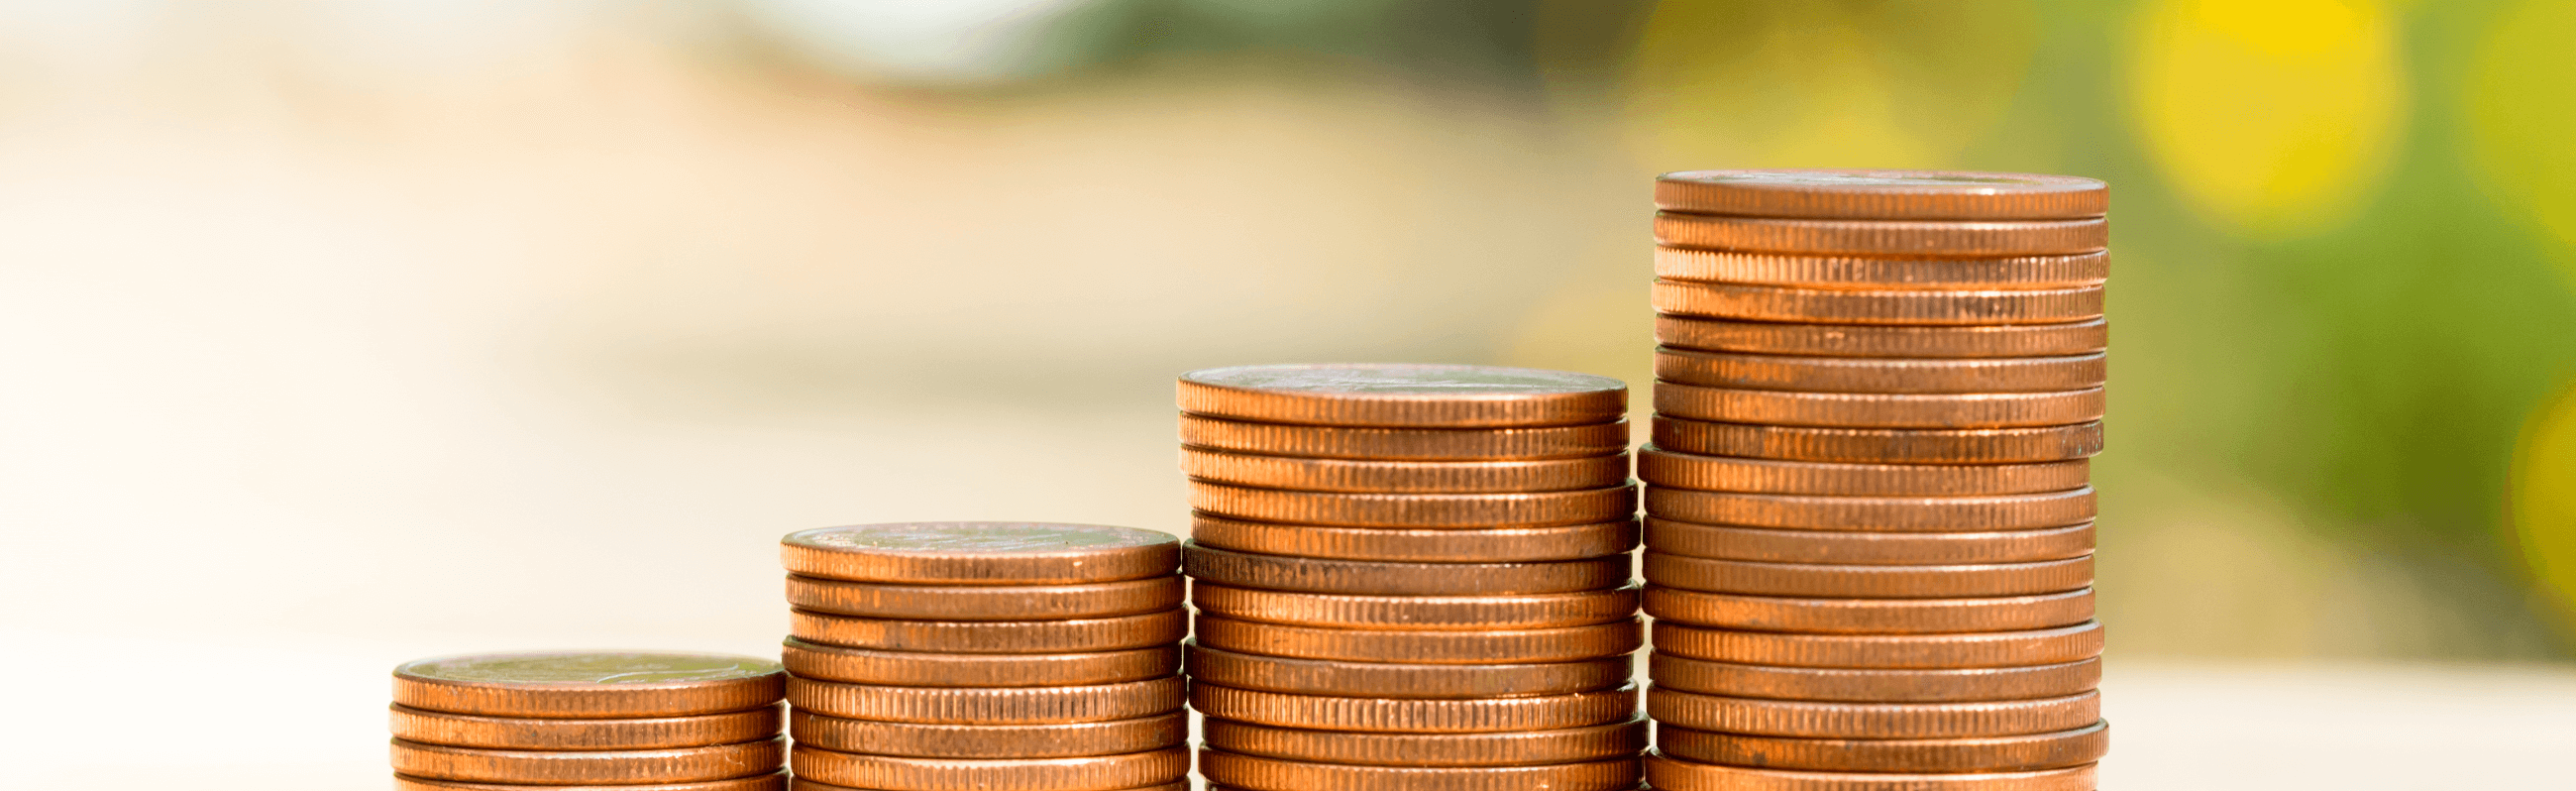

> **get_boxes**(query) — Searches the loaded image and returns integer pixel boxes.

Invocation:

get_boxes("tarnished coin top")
[398,652,780,686]
[786,522,1175,554]
[1664,170,2101,191]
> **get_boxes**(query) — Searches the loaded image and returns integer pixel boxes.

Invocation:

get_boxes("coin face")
[393,652,785,718]
[1179,364,1627,428]
[781,522,1178,584]
[1656,170,2107,220]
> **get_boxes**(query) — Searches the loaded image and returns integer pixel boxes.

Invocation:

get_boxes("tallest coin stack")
[1638,171,2112,791]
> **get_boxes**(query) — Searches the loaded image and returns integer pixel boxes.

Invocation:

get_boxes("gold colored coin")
[1646,751,2095,791]
[779,638,1176,687]
[1188,481,1635,528]
[1657,721,2109,773]
[1636,448,2089,497]
[787,710,1185,758]
[1656,349,2106,394]
[1644,553,2093,599]
[790,744,1189,791]
[1658,315,2108,358]
[1654,213,2106,257]
[1654,281,2103,326]
[388,704,782,750]
[393,773,786,791]
[1652,170,2109,221]
[1654,247,2107,289]
[1202,715,1647,767]
[1180,414,1630,460]
[1653,417,2103,464]
[1649,687,2101,738]
[787,608,1185,654]
[1184,642,1631,698]
[1189,681,1639,733]
[780,522,1178,585]
[1654,622,2105,668]
[1193,614,1643,664]
[1645,587,2096,633]
[392,652,785,719]
[1646,486,2095,531]
[783,575,1181,621]
[1183,542,1631,595]
[1199,748,1641,791]
[1182,446,1628,493]
[1655,384,2105,429]
[1191,513,1637,562]
[1190,582,1638,629]
[784,675,1182,725]
[388,737,784,785]
[1650,654,2101,703]
[1177,363,1627,428]
[1645,518,2094,565]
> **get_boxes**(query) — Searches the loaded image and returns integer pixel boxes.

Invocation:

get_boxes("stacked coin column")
[1173,364,1648,791]
[1637,171,2112,791]
[777,522,1192,791]
[389,651,789,791]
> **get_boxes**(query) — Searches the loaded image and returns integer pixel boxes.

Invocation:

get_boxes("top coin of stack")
[388,651,789,791]
[777,522,1191,791]
[1177,363,1648,791]
[1639,170,2109,791]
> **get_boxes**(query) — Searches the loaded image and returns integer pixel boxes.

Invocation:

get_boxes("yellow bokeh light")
[2129,0,2406,235]
[2468,0,2576,283]
[2513,383,2576,622]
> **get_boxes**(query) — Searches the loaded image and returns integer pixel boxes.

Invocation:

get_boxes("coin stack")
[777,522,1191,791]
[1174,363,1648,791]
[388,651,789,791]
[1638,171,2111,791]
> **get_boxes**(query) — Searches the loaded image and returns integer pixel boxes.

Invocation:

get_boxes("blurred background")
[2,0,2573,788]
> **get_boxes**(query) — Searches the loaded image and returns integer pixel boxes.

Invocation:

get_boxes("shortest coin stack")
[778,522,1191,791]
[389,651,789,791]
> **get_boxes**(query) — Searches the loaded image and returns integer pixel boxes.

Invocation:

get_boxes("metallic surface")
[1177,363,1627,428]
[780,522,1179,585]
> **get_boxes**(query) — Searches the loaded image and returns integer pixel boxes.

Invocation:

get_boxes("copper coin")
[1182,446,1628,493]
[1653,281,2103,326]
[393,652,785,719]
[1202,715,1646,767]
[784,675,1182,725]
[1655,349,2105,394]
[1645,587,2095,633]
[1654,213,2106,257]
[389,704,782,750]
[787,608,1185,654]
[1653,417,2103,464]
[1644,553,2093,599]
[1189,581,1639,629]
[1655,384,2105,429]
[790,744,1188,791]
[1199,748,1640,791]
[1645,487,2095,531]
[1184,642,1631,698]
[791,780,1182,791]
[1646,751,2095,791]
[394,773,786,791]
[784,575,1181,621]
[1188,681,1639,733]
[1188,481,1636,528]
[1653,247,2106,289]
[780,522,1178,585]
[1177,363,1627,428]
[779,638,1176,687]
[1180,413,1631,460]
[1654,622,2104,668]
[1636,448,2089,497]
[1644,518,2094,565]
[1650,654,2101,702]
[1191,513,1638,562]
[1193,614,1642,664]
[1183,542,1631,595]
[1649,687,2100,738]
[1657,721,2108,772]
[1658,315,2108,358]
[787,709,1185,758]
[1652,170,2108,221]
[389,737,784,784]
